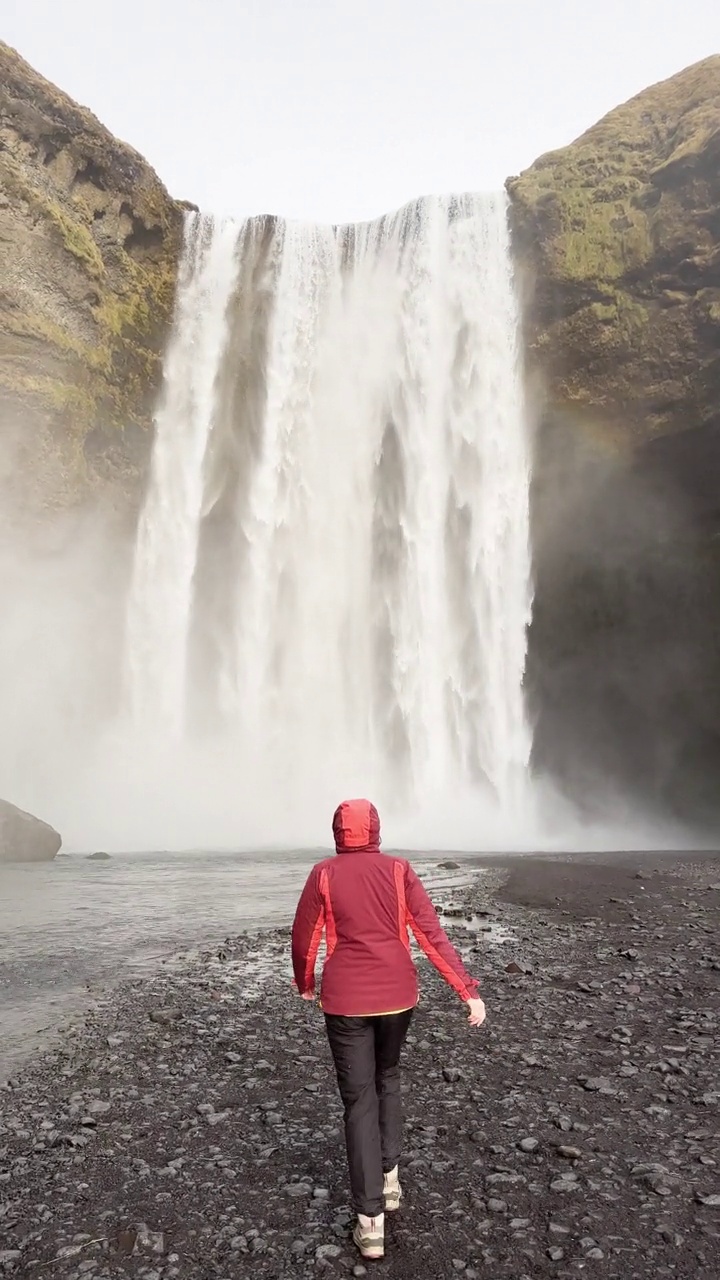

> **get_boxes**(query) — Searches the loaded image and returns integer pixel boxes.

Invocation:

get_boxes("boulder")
[0,797,61,862]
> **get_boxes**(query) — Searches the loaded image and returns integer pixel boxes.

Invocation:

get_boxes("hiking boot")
[353,1213,384,1260]
[383,1165,402,1212]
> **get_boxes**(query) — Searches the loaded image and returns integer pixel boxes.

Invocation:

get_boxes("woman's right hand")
[466,997,486,1027]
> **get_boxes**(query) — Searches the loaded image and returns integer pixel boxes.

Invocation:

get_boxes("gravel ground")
[1,853,718,1279]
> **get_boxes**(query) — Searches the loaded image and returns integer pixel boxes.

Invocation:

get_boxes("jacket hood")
[332,798,381,853]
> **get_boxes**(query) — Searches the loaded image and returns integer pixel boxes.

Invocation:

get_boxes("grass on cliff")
[509,54,720,284]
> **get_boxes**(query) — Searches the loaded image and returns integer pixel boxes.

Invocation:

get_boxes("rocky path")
[1,854,718,1279]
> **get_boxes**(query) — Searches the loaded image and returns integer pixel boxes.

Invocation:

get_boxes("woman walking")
[291,798,486,1261]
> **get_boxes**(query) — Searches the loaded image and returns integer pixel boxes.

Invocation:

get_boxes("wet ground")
[1,850,718,1278]
[0,849,472,1076]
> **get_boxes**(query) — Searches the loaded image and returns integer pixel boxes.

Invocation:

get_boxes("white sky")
[5,0,720,222]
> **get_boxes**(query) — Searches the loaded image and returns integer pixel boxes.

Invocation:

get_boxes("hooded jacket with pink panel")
[291,799,480,1016]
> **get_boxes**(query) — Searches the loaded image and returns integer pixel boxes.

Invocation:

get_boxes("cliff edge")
[0,42,184,520]
[507,55,720,446]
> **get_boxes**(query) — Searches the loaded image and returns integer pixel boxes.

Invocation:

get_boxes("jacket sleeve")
[291,865,325,995]
[404,864,480,1002]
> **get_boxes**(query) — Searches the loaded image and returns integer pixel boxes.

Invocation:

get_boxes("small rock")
[518,1137,539,1153]
[550,1174,579,1192]
[579,1076,617,1094]
[149,1009,182,1025]
[557,1146,582,1160]
[487,1198,507,1213]
[316,1244,342,1260]
[135,1226,165,1255]
[696,1192,720,1207]
[443,1067,462,1083]
[547,1246,564,1260]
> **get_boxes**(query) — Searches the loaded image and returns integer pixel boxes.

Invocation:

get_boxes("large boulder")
[0,42,185,524]
[0,797,61,862]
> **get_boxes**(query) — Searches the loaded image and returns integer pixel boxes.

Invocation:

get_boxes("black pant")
[325,1009,414,1217]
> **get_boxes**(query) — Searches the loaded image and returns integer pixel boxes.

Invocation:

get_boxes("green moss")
[588,301,617,323]
[0,370,97,429]
[45,202,105,279]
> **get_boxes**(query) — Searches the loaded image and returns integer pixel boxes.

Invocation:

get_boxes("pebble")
[0,860,716,1280]
[316,1244,342,1260]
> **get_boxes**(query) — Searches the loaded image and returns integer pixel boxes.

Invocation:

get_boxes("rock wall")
[0,42,184,523]
[508,58,720,829]
[508,55,720,445]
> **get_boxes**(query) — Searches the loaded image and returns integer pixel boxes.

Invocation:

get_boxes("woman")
[291,797,486,1261]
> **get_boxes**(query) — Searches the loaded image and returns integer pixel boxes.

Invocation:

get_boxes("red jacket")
[291,799,480,1016]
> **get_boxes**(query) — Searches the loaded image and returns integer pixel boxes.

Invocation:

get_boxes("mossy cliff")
[0,42,184,518]
[507,58,720,829]
[507,55,720,444]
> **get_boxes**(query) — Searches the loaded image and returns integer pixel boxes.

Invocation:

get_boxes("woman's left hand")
[466,997,486,1027]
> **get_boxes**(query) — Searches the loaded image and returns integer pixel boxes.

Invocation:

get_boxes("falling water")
[124,195,534,848]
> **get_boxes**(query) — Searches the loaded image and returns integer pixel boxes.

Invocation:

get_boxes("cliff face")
[508,55,720,446]
[0,42,184,520]
[508,58,720,830]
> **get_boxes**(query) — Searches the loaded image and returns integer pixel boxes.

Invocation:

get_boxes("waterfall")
[123,195,534,849]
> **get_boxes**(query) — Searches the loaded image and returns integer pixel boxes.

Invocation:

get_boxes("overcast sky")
[5,0,720,222]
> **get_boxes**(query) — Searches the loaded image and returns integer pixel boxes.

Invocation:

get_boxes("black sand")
[1,851,718,1279]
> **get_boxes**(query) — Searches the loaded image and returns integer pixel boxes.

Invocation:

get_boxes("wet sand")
[0,850,718,1278]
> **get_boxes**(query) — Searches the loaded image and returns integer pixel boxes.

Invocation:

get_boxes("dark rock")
[148,1008,182,1025]
[0,797,61,863]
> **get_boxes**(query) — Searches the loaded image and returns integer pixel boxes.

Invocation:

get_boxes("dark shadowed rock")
[0,797,61,862]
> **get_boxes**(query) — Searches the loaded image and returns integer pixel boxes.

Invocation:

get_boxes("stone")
[518,1137,539,1152]
[487,1198,507,1213]
[579,1076,617,1094]
[0,797,61,862]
